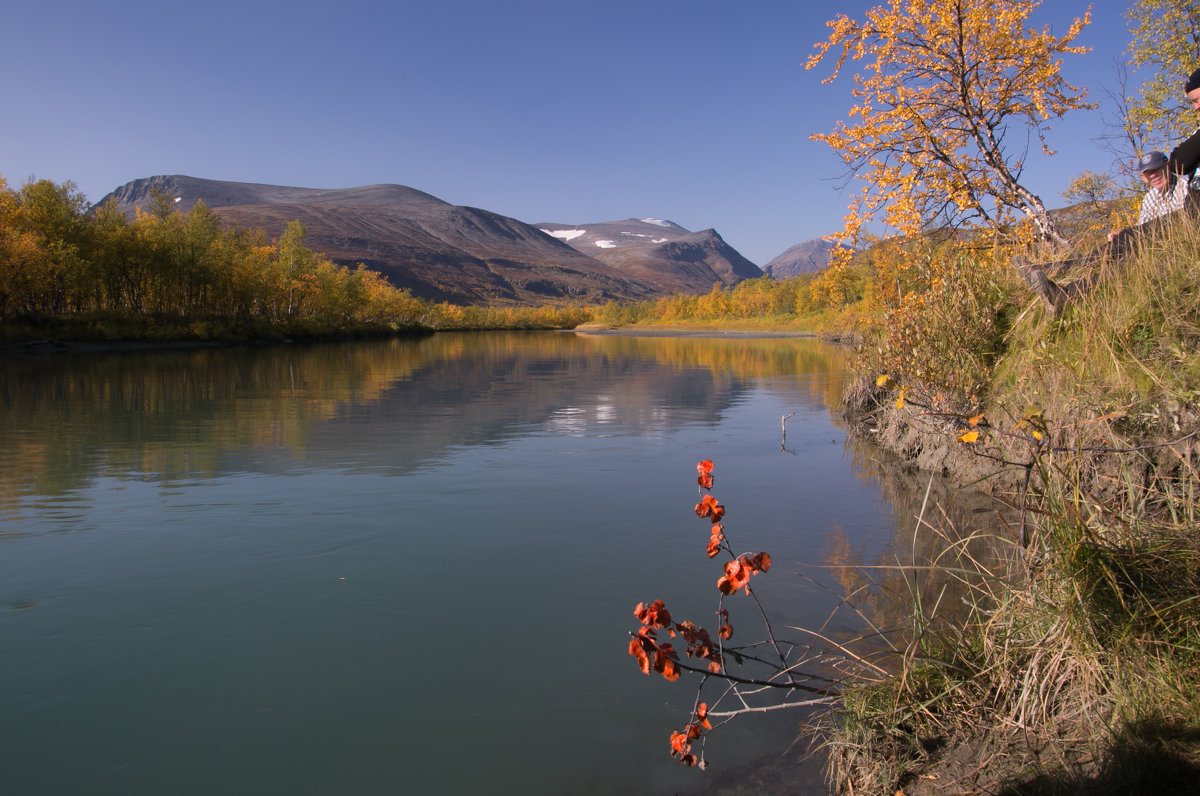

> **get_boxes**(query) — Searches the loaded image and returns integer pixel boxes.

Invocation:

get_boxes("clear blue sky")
[1,1,1149,265]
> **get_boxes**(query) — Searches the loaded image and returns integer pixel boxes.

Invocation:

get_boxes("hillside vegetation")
[0,173,885,344]
[0,177,590,343]
[817,213,1200,793]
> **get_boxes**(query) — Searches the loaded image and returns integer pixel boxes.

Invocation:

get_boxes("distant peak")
[95,176,451,215]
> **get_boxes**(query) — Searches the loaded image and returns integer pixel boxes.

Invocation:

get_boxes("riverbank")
[817,228,1200,793]
[572,323,818,338]
[0,320,823,357]
[0,328,435,358]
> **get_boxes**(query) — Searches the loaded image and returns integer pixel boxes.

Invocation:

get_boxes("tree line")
[0,176,590,337]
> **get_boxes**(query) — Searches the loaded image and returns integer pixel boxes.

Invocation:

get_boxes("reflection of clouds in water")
[594,395,615,424]
[547,406,587,435]
[545,398,672,438]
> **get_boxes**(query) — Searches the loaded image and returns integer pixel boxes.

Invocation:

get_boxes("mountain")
[97,176,660,305]
[96,176,760,305]
[761,238,840,278]
[537,218,763,292]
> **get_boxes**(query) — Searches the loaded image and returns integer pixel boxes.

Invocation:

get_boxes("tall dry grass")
[825,213,1200,793]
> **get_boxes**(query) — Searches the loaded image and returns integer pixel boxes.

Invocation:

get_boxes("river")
[0,331,980,794]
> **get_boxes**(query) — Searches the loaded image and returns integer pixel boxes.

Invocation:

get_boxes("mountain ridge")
[537,218,763,292]
[97,176,766,305]
[761,238,840,278]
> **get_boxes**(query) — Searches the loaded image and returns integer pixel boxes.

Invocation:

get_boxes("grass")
[822,473,1200,793]
[823,214,1200,793]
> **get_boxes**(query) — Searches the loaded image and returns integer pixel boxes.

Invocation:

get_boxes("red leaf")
[670,730,689,756]
[694,494,721,520]
[654,644,681,682]
[629,638,651,674]
[696,459,715,475]
[752,552,772,573]
[719,559,750,594]
[635,600,672,628]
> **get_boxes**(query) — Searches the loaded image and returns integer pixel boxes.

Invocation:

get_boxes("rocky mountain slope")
[761,238,839,278]
[537,218,762,293]
[97,176,762,305]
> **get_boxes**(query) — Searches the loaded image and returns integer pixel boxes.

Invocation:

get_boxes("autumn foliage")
[808,0,1092,250]
[0,175,592,337]
[1126,0,1200,144]
[628,459,823,769]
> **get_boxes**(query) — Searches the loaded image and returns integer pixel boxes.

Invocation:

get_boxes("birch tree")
[808,0,1092,249]
[1126,0,1200,146]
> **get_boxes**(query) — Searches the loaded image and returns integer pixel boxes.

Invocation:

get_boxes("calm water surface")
[1,332,936,795]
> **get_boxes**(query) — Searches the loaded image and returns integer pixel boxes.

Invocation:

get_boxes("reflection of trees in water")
[821,436,1019,663]
[0,340,433,503]
[0,334,851,511]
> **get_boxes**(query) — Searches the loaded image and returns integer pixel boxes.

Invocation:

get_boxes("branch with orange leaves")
[627,459,840,769]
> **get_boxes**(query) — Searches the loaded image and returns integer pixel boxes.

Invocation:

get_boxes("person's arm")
[1169,127,1200,176]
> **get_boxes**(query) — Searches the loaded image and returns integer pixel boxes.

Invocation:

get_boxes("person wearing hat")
[1014,148,1198,314]
[1167,67,1200,179]
[1010,67,1200,315]
[1134,150,1190,227]
[1102,150,1188,240]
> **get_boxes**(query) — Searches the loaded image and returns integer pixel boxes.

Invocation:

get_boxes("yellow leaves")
[807,0,1091,245]
[876,374,894,389]
[1127,0,1200,142]
[957,414,988,442]
[1015,407,1046,441]
[895,385,909,409]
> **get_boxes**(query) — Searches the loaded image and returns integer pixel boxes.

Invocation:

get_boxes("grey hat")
[1138,151,1169,172]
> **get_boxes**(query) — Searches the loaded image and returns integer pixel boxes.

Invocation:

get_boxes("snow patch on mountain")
[642,218,671,227]
[594,240,617,249]
[543,228,587,242]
